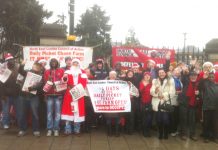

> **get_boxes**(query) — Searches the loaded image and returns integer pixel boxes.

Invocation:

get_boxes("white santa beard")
[71,66,81,85]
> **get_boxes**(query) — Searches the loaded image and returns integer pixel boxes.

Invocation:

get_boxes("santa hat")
[132,63,140,68]
[147,59,156,65]
[38,59,47,64]
[4,53,14,61]
[203,61,213,68]
[72,58,81,66]
[214,62,218,67]
[143,72,151,76]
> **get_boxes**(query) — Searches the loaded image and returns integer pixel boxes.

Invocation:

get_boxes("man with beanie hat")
[94,59,108,80]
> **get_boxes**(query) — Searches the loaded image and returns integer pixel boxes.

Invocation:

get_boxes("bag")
[158,95,174,112]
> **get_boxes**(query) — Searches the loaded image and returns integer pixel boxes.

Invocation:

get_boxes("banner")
[22,72,42,95]
[129,82,139,97]
[87,80,131,113]
[23,46,93,69]
[69,84,85,101]
[112,46,175,69]
[0,68,12,83]
[54,81,67,92]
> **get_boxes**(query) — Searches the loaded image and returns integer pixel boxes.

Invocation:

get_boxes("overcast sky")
[38,0,218,49]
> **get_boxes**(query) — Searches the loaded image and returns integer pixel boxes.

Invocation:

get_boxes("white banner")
[87,80,131,113]
[69,84,85,101]
[22,72,42,95]
[23,46,93,69]
[129,82,139,97]
[0,68,12,83]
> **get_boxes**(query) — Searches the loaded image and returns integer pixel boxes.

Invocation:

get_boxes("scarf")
[173,77,182,91]
[186,81,197,106]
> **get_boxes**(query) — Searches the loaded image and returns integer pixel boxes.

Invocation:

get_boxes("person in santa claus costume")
[198,62,214,80]
[61,58,88,136]
[213,62,218,83]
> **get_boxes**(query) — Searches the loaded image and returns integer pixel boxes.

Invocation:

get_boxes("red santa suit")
[214,62,218,83]
[61,62,88,123]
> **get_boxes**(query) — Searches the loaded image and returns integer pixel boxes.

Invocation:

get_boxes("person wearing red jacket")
[213,62,218,83]
[43,58,64,137]
[139,72,152,137]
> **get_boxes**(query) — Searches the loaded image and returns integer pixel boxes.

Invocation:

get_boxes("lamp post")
[182,33,187,62]
[69,0,75,45]
[12,43,23,63]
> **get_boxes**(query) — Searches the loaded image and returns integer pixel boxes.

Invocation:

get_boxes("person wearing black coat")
[1,55,20,129]
[198,72,218,143]
[16,62,43,137]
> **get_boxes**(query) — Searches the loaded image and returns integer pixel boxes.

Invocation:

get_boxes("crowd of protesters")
[0,52,218,144]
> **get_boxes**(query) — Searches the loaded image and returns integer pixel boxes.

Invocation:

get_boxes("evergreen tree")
[75,5,112,59]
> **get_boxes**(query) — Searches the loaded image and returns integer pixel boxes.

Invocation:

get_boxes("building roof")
[204,38,218,53]
[40,23,66,38]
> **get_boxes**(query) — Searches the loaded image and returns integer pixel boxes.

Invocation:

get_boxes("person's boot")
[158,125,163,140]
[107,124,112,136]
[115,124,120,137]
[120,126,125,134]
[163,126,168,139]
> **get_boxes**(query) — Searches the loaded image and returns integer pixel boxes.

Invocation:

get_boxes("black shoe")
[190,136,198,141]
[164,134,168,139]
[115,125,120,137]
[107,125,112,136]
[180,135,187,141]
[204,138,209,143]
[211,138,218,144]
[115,131,120,137]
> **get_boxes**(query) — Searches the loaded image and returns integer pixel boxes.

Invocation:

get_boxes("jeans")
[1,96,17,126]
[65,121,81,134]
[157,111,170,138]
[46,95,62,131]
[188,106,197,136]
[16,95,39,131]
[141,104,153,135]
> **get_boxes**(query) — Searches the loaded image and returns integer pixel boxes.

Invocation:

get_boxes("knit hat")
[189,71,198,76]
[4,53,14,61]
[96,58,104,64]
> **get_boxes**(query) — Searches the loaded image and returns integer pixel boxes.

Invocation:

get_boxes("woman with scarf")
[170,68,182,137]
[139,72,152,137]
[150,68,175,139]
[124,70,135,134]
[178,67,200,141]
[104,71,120,137]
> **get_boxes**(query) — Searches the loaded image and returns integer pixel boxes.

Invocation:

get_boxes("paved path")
[0,128,217,150]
